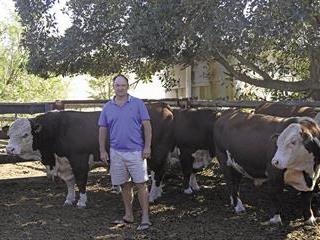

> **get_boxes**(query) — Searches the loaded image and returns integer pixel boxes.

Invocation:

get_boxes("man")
[98,74,152,231]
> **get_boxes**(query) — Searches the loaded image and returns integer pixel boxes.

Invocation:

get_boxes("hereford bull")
[6,111,106,208]
[214,109,320,225]
[255,102,320,195]
[6,103,177,206]
[272,119,320,224]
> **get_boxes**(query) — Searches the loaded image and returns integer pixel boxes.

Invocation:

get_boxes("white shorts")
[110,148,149,185]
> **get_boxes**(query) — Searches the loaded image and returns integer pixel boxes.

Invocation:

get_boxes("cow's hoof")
[183,187,193,194]
[305,216,317,225]
[267,214,282,225]
[234,198,246,213]
[234,206,246,214]
[149,189,162,203]
[149,193,161,203]
[76,203,86,209]
[191,186,200,192]
[63,200,74,206]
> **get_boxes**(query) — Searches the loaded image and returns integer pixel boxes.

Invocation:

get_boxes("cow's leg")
[217,149,245,213]
[228,168,244,213]
[52,156,76,206]
[69,154,89,208]
[149,170,164,202]
[267,172,284,224]
[301,191,316,225]
[179,148,194,194]
[64,177,76,206]
[189,173,200,191]
[312,183,320,214]
[149,154,168,202]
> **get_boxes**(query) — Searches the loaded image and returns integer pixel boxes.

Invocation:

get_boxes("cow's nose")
[6,146,15,154]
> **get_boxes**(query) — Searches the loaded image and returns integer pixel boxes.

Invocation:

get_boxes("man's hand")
[100,150,109,163]
[142,146,151,160]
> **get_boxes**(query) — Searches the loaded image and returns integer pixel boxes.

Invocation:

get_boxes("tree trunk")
[310,48,320,100]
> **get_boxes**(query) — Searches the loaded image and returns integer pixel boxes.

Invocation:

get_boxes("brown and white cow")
[214,109,320,225]
[256,102,320,195]
[272,119,320,224]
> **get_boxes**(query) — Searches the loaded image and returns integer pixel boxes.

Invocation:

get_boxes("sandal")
[112,218,134,225]
[137,222,152,231]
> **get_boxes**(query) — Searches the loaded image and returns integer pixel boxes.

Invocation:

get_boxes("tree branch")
[213,50,318,92]
[233,53,274,81]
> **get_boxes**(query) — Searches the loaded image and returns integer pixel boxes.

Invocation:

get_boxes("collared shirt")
[98,95,150,152]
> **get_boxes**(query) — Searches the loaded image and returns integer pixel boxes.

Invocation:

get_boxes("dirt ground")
[1,161,320,240]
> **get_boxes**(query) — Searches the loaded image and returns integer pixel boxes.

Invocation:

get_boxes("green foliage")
[1,73,68,102]
[88,75,114,100]
[14,0,320,97]
[0,13,67,102]
[235,83,308,101]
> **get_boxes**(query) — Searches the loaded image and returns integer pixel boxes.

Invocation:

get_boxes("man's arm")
[99,127,109,162]
[142,120,152,159]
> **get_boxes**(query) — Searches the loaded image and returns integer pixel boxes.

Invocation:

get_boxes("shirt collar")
[111,94,132,105]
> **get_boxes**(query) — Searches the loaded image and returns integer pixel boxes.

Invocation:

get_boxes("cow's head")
[6,118,41,160]
[272,119,320,173]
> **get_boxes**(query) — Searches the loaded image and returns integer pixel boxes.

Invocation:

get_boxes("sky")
[0,0,166,100]
[0,0,15,21]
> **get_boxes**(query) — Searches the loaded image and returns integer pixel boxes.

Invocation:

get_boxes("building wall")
[208,60,234,100]
[165,61,234,100]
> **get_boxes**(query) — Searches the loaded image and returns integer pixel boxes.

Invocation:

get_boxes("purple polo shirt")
[98,95,150,152]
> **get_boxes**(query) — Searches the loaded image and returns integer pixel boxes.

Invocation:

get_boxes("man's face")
[113,76,129,97]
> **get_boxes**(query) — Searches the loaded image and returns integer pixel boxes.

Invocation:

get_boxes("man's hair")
[112,74,129,84]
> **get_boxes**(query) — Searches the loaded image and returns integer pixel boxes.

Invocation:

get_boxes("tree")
[88,75,114,100]
[0,12,68,102]
[14,0,320,99]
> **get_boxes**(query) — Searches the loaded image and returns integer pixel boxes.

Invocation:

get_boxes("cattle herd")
[4,102,320,227]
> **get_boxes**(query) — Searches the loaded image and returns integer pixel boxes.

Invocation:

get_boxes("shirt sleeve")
[139,100,150,121]
[98,105,108,127]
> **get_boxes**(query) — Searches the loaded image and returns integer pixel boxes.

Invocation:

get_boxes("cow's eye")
[22,133,29,138]
[290,140,296,145]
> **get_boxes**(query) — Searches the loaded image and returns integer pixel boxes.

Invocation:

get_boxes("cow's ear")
[34,123,42,133]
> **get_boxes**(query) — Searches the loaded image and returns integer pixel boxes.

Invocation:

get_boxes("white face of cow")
[6,118,41,160]
[272,123,314,172]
